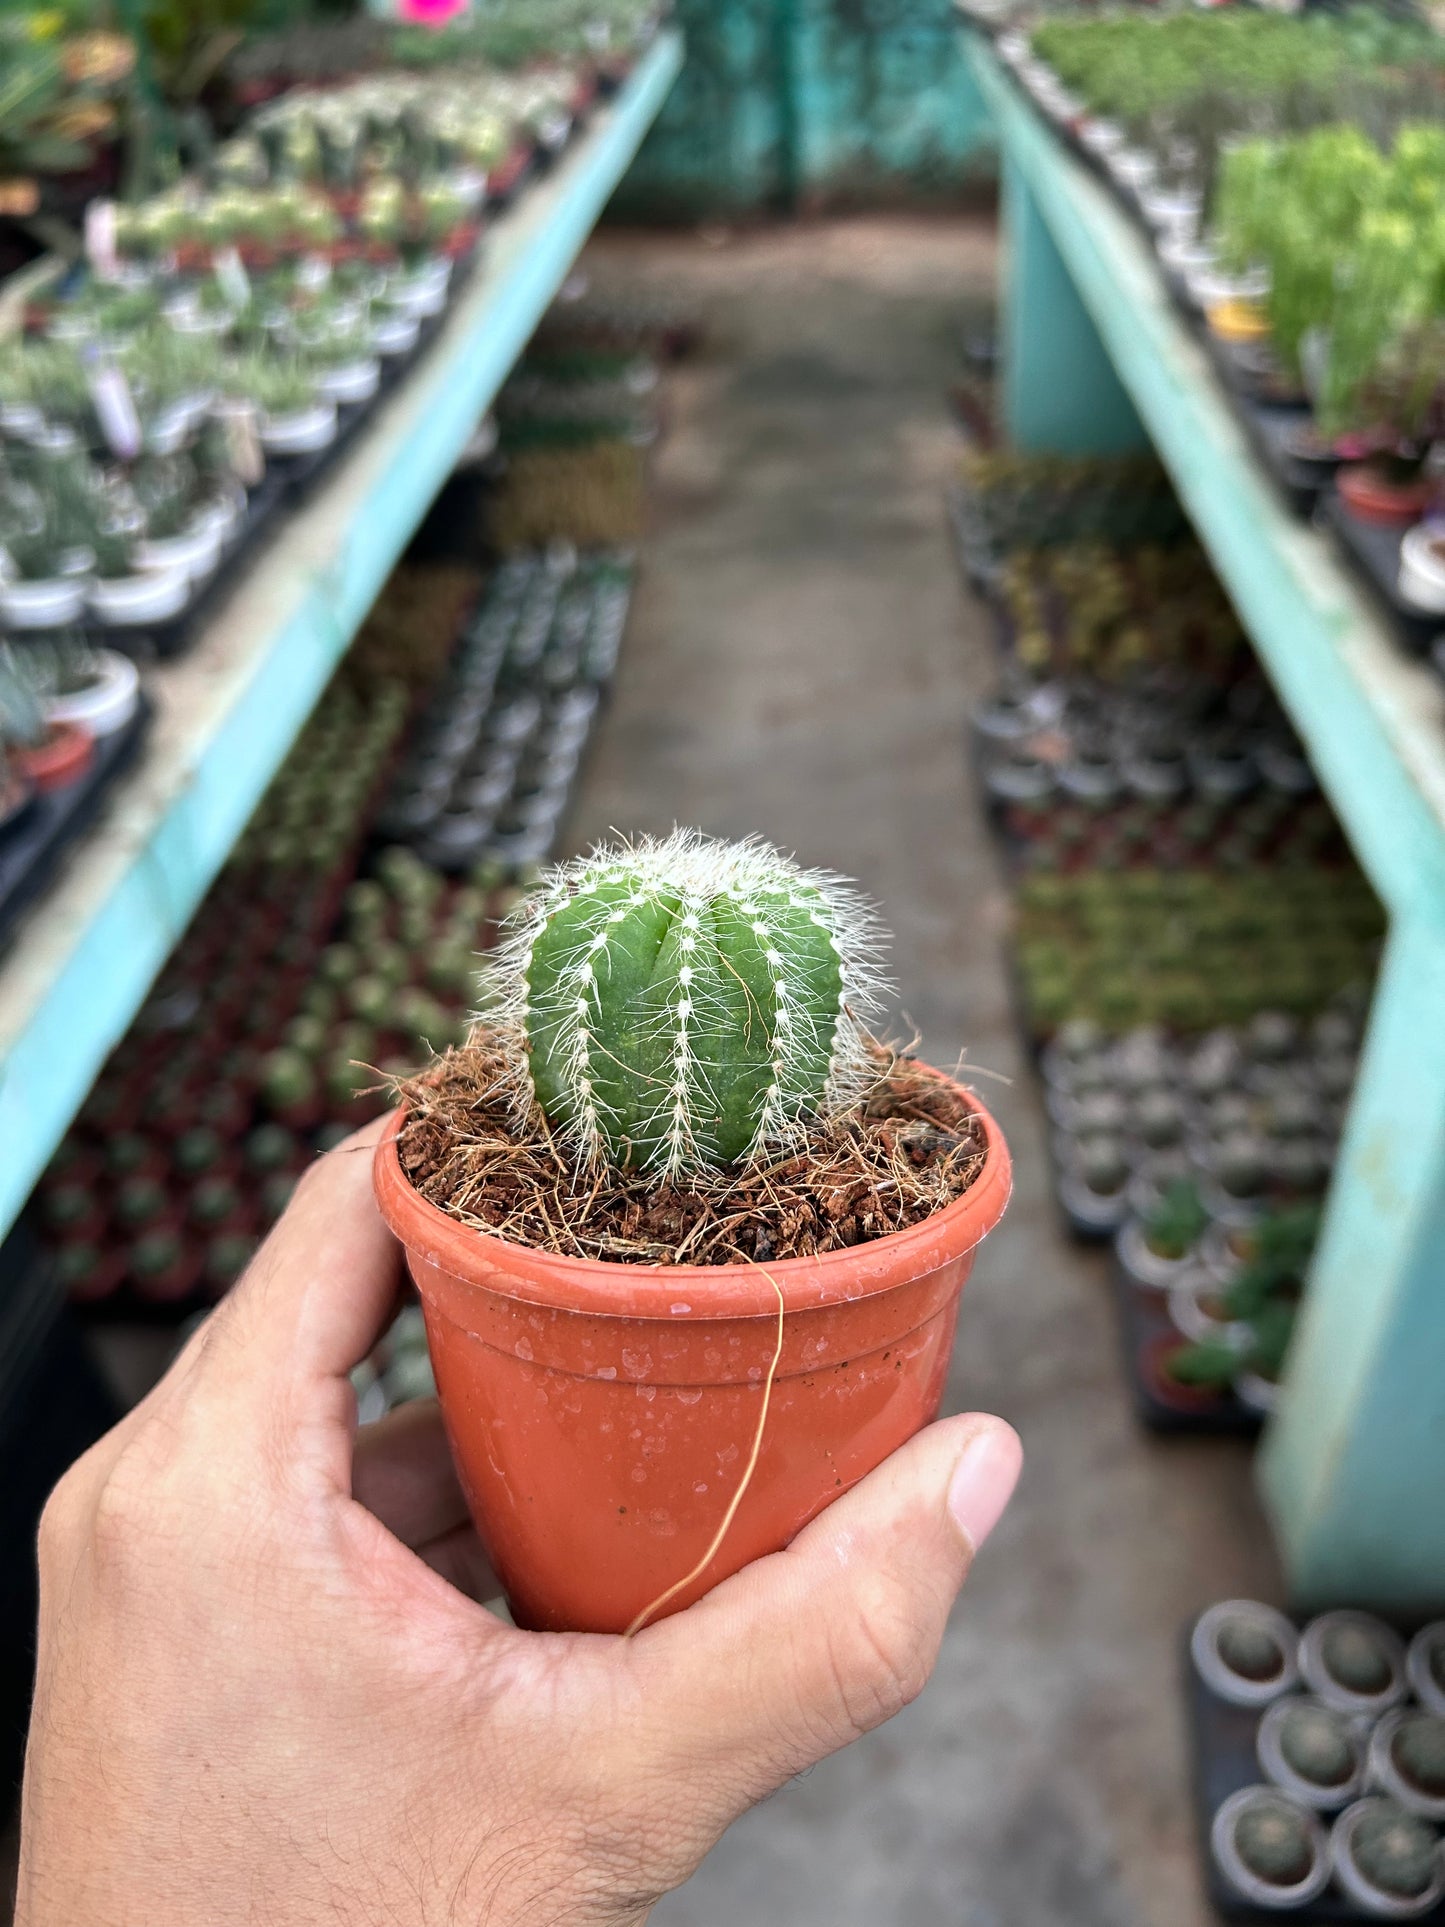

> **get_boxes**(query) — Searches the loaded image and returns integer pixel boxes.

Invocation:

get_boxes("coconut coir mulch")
[394,1034,989,1266]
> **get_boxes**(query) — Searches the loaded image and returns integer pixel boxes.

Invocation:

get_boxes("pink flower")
[398,0,468,21]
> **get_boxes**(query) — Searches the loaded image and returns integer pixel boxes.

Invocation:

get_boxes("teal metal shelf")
[0,30,683,1247]
[963,27,1445,1607]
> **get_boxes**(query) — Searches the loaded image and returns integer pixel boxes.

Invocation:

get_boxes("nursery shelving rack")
[961,22,1445,1610]
[0,29,683,1249]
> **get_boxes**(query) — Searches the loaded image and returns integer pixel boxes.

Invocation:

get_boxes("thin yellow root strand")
[622,1266,786,1639]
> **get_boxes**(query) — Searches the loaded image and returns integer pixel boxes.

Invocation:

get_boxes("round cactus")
[487,831,885,1175]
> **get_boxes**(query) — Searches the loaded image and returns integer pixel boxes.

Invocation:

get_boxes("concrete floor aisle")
[574,218,1282,1927]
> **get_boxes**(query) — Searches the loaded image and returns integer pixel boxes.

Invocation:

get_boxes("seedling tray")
[1111,1261,1262,1437]
[1319,493,1444,658]
[0,695,151,957]
[1185,1638,1445,1923]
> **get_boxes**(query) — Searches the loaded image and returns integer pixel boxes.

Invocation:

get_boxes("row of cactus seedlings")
[35,668,499,1309]
[951,450,1383,1426]
[375,548,632,873]
[1192,1602,1445,1915]
[1013,864,1382,1038]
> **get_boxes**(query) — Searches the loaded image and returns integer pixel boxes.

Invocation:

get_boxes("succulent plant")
[1233,1796,1315,1886]
[1216,1614,1285,1683]
[486,831,885,1175]
[1352,1801,1440,1898]
[1278,1702,1354,1786]
[1143,1178,1208,1262]
[1393,1715,1445,1798]
[1322,1620,1394,1695]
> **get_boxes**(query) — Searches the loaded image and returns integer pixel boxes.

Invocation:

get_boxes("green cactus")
[487,832,884,1175]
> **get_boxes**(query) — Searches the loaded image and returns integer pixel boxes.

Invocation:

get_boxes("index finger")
[210,1112,405,1414]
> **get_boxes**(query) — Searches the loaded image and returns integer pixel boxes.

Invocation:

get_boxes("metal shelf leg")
[1001,155,1147,455]
[1260,914,1445,1608]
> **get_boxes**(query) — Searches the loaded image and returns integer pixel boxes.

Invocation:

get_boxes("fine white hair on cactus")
[479,829,889,1175]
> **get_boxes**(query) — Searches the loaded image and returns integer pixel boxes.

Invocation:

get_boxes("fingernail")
[947,1421,1022,1553]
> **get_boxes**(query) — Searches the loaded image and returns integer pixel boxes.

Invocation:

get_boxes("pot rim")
[373,1064,1012,1319]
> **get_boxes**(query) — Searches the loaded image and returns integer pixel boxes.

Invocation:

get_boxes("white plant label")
[214,246,253,312]
[87,360,142,460]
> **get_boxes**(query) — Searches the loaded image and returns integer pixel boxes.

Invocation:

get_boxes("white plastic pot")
[259,400,338,456]
[1158,235,1216,284]
[1079,117,1126,156]
[1298,1612,1408,1719]
[167,304,233,339]
[1139,184,1202,239]
[314,357,382,405]
[1398,523,1445,614]
[1210,1786,1331,1911]
[372,311,422,357]
[1116,1213,1202,1291]
[190,485,246,546]
[88,566,191,627]
[1191,1600,1301,1708]
[1257,1695,1365,1811]
[1106,148,1157,192]
[1407,1627,1445,1716]
[1168,1275,1251,1350]
[45,647,140,736]
[0,402,45,439]
[1330,1797,1445,1919]
[1189,264,1270,309]
[388,257,452,318]
[1368,1710,1445,1824]
[134,518,223,584]
[0,576,88,629]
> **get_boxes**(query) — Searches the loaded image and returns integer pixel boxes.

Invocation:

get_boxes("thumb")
[633,1413,1021,1805]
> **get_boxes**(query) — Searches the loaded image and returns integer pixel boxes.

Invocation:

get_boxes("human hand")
[19,1116,1021,1927]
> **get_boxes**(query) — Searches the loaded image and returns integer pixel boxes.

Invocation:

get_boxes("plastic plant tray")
[1318,493,1444,659]
[1186,1633,1445,1923]
[0,696,151,956]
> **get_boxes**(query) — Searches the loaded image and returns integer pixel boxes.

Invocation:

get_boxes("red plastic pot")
[373,1070,1011,1634]
[1140,1331,1229,1417]
[17,721,93,793]
[1336,461,1433,527]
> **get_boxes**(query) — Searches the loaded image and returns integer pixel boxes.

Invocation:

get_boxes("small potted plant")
[1369,1712,1445,1824]
[1256,1696,1364,1811]
[1298,1610,1408,1717]
[1331,1798,1445,1917]
[1116,1177,1208,1290]
[1210,1786,1331,1909]
[1057,1132,1131,1237]
[372,832,1012,1634]
[1191,1598,1299,1706]
[0,647,92,791]
[14,632,139,738]
[229,354,336,457]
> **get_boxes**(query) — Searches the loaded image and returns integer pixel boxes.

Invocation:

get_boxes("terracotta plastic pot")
[374,1072,1011,1634]
[17,721,93,792]
[1337,461,1432,528]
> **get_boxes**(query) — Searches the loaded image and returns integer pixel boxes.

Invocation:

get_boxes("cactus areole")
[489,832,883,1175]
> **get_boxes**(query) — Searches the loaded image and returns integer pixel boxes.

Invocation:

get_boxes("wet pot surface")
[374,1076,1011,1633]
